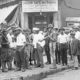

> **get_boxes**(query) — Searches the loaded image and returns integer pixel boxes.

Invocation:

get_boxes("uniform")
[1,30,9,72]
[37,31,45,67]
[15,32,26,71]
[49,30,58,67]
[7,33,16,70]
[58,33,68,65]
[75,31,80,64]
[44,34,51,64]
[71,37,80,68]
[32,33,39,65]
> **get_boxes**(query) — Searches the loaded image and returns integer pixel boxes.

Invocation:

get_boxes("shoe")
[15,68,21,71]
[8,68,13,70]
[45,62,49,65]
[27,67,32,70]
[50,66,57,69]
[21,68,26,72]
[40,65,44,68]
[75,67,78,70]
[35,64,41,68]
[2,69,8,72]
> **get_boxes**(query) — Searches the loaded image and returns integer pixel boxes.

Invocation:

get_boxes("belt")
[60,43,67,45]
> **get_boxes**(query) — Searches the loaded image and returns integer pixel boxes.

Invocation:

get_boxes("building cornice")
[0,0,21,8]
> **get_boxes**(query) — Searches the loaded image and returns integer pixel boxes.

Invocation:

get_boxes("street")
[42,68,80,80]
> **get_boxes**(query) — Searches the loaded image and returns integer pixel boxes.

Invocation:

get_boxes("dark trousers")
[33,48,38,65]
[44,45,51,64]
[37,44,44,66]
[55,44,61,64]
[15,47,26,69]
[1,48,12,70]
[0,48,1,68]
[77,55,80,64]
[59,43,67,65]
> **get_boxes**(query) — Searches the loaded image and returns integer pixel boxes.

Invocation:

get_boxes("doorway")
[28,12,53,31]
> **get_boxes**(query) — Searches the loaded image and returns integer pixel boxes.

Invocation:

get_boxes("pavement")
[42,67,80,80]
[0,60,74,80]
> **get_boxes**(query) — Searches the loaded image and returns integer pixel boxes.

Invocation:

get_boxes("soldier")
[70,32,80,69]
[49,27,58,68]
[23,29,32,69]
[1,29,10,72]
[37,31,45,68]
[32,28,39,66]
[14,28,27,72]
[0,30,2,69]
[44,24,52,64]
[57,28,68,66]
[7,27,16,70]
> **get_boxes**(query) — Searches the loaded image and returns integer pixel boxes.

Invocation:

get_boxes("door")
[34,15,48,30]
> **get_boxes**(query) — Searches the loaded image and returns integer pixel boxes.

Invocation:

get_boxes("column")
[21,12,24,29]
[53,12,58,28]
[24,13,29,29]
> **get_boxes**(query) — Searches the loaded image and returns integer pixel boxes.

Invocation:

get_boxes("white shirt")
[75,31,80,40]
[7,33,16,48]
[32,33,39,48]
[38,32,45,47]
[16,33,26,46]
[58,33,67,43]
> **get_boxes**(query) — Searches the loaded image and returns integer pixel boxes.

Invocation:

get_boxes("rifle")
[17,42,33,50]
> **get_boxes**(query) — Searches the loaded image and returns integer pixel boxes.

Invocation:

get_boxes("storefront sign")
[22,0,58,12]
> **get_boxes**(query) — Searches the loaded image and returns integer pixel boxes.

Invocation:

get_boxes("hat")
[6,27,12,31]
[73,26,79,29]
[2,20,7,25]
[33,27,39,31]
[53,27,58,30]
[59,27,65,31]
[48,24,53,28]
[70,32,75,35]
[14,27,22,31]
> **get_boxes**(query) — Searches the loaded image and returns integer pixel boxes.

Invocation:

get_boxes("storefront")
[66,17,80,27]
[21,0,58,30]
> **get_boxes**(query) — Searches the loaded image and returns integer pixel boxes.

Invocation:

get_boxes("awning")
[0,5,17,24]
[65,0,80,9]
[66,17,80,22]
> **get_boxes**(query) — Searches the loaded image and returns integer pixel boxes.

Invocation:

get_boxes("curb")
[8,65,73,80]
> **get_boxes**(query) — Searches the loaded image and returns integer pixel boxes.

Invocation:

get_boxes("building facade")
[59,0,80,27]
[21,0,59,30]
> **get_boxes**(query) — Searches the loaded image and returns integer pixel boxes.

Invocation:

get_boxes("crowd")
[0,22,80,72]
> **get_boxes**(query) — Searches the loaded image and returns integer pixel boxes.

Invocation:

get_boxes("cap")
[59,27,65,31]
[14,27,22,31]
[48,24,53,28]
[53,27,58,30]
[33,27,39,31]
[70,32,75,35]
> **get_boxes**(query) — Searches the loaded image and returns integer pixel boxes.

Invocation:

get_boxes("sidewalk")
[0,61,73,80]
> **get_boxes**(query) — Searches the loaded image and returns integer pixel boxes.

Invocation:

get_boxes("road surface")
[42,68,80,80]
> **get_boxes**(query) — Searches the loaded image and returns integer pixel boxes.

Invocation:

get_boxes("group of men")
[0,22,80,72]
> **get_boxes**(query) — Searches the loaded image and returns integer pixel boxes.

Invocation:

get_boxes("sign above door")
[22,0,58,12]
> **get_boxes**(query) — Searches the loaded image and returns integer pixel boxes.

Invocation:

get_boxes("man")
[58,28,68,66]
[70,32,80,69]
[74,27,80,65]
[14,28,26,72]
[49,27,58,68]
[37,31,45,68]
[32,28,39,66]
[1,29,10,72]
[44,24,52,64]
[7,28,15,70]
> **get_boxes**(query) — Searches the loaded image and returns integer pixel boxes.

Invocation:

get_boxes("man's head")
[70,32,75,38]
[59,27,65,34]
[33,27,39,34]
[14,28,22,36]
